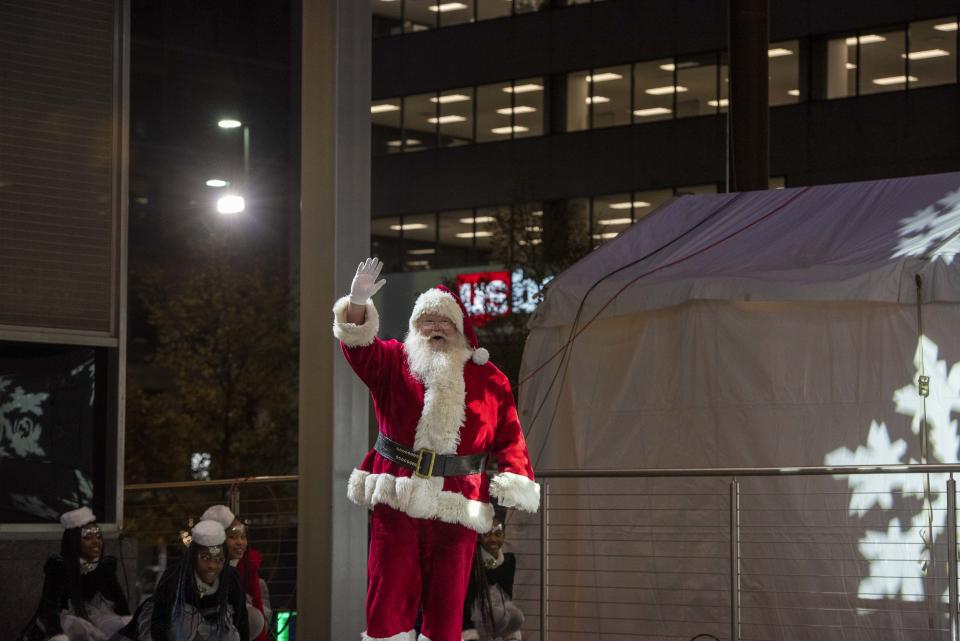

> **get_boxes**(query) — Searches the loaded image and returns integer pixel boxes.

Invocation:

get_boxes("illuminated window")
[588,65,631,128]
[769,39,801,105]
[513,77,544,137]
[633,59,675,122]
[402,213,437,269]
[908,18,958,88]
[566,70,590,132]
[437,88,475,147]
[858,29,908,95]
[477,79,543,142]
[372,216,403,272]
[676,53,719,118]
[477,0,511,20]
[403,93,438,150]
[592,193,633,246]
[821,33,858,99]
[437,210,476,268]
[404,0,438,32]
[437,0,475,26]
[477,81,513,143]
[371,98,403,154]
[514,0,546,14]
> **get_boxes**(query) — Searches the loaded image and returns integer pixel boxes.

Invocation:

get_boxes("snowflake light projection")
[893,187,960,263]
[825,336,960,602]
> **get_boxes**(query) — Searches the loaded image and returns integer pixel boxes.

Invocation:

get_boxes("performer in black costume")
[462,513,524,641]
[119,519,248,641]
[19,507,131,641]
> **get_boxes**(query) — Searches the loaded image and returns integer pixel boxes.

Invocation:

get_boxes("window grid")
[373,16,959,152]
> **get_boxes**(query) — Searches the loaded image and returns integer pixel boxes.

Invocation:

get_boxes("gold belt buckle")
[415,448,437,478]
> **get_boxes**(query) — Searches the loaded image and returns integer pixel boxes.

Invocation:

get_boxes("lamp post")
[217,118,250,183]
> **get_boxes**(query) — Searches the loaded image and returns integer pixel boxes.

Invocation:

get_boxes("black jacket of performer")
[22,554,130,639]
[463,552,516,630]
[120,561,248,641]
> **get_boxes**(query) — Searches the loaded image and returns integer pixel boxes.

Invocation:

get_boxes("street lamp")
[217,194,245,215]
[218,117,250,182]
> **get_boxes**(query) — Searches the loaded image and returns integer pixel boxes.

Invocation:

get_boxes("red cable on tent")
[519,186,811,387]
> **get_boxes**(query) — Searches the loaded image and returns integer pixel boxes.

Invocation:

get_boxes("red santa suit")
[333,286,540,641]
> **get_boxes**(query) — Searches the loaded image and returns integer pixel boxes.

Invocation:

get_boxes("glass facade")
[373,183,730,271]
[373,16,959,153]
[373,0,608,37]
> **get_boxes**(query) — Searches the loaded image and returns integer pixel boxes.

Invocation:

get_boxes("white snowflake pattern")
[825,335,960,601]
[893,187,960,263]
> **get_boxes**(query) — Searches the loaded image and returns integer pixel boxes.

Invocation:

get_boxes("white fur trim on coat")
[348,469,495,534]
[333,296,379,347]
[462,630,480,641]
[60,507,95,530]
[362,629,416,641]
[489,472,541,513]
[409,289,463,335]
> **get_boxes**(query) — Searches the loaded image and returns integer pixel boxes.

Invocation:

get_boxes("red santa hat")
[409,284,489,365]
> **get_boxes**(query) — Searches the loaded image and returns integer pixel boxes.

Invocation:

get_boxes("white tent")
[515,173,960,640]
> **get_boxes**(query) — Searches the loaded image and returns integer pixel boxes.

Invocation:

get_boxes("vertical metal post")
[242,125,250,183]
[540,481,549,641]
[948,476,958,641]
[730,479,741,641]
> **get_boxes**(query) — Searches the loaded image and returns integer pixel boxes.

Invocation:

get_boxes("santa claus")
[332,257,540,641]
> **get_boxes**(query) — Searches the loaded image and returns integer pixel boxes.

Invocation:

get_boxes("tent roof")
[531,172,960,329]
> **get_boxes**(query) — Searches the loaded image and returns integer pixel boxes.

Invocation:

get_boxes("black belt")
[375,434,486,478]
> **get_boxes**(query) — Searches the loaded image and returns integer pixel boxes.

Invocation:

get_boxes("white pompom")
[472,347,489,365]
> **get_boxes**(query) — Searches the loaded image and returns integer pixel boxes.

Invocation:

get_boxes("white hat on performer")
[201,504,236,529]
[191,519,226,547]
[409,284,489,365]
[60,507,96,530]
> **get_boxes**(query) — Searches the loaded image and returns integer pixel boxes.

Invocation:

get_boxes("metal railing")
[508,464,960,641]
[123,474,299,632]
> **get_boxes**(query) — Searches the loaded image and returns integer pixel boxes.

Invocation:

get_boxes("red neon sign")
[456,271,511,327]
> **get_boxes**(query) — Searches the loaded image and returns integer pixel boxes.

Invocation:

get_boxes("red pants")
[366,504,477,641]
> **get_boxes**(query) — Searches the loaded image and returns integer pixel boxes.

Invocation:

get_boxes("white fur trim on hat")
[472,347,489,365]
[361,629,416,641]
[489,472,541,513]
[191,519,226,547]
[409,289,464,336]
[333,296,380,347]
[60,507,95,530]
[348,468,495,534]
[201,504,236,529]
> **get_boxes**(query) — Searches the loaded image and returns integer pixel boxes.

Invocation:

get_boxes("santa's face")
[415,314,457,352]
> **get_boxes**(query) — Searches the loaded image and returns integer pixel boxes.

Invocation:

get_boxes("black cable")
[525,193,747,467]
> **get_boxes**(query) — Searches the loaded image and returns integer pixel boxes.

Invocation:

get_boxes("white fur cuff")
[347,468,495,533]
[333,296,379,347]
[462,629,480,641]
[489,472,541,513]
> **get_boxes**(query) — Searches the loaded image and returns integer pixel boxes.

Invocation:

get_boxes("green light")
[276,611,295,641]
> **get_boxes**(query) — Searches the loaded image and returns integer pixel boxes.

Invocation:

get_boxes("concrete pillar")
[298,0,371,638]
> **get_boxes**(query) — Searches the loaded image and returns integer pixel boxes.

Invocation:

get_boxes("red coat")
[238,547,267,641]
[334,296,540,533]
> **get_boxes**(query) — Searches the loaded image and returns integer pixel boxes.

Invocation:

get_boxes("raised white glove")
[349,257,386,305]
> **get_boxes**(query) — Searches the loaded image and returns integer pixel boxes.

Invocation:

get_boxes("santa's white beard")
[404,331,471,385]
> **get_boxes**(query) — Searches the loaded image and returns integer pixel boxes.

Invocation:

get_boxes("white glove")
[349,257,386,305]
